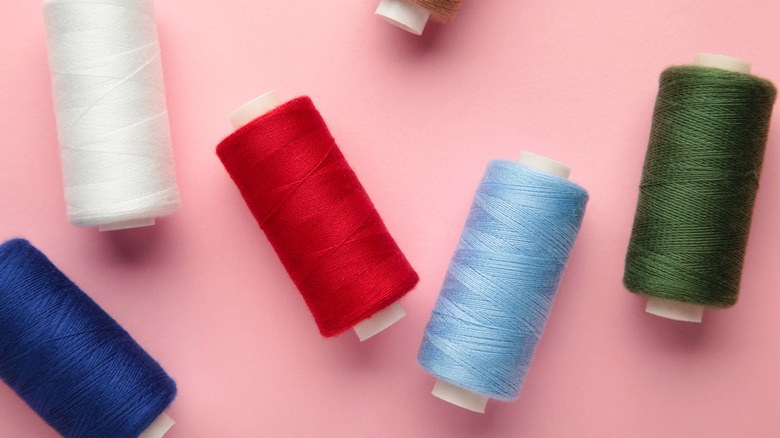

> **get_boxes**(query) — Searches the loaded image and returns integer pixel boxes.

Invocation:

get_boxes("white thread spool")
[431,151,571,414]
[375,0,431,36]
[643,53,752,324]
[229,91,407,342]
[43,0,180,231]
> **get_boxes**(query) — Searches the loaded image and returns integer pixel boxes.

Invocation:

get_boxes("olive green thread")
[625,66,776,308]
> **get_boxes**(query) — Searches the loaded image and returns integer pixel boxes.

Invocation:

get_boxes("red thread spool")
[217,92,418,339]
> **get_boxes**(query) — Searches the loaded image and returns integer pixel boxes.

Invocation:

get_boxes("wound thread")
[217,96,419,337]
[0,239,176,438]
[414,0,462,22]
[418,160,588,400]
[43,0,180,228]
[624,66,777,308]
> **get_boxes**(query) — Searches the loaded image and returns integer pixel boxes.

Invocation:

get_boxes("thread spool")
[217,91,418,340]
[624,53,777,323]
[418,153,588,413]
[375,0,462,35]
[43,0,180,231]
[0,239,176,437]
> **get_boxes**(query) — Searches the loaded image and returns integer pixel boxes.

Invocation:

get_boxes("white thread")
[44,0,180,229]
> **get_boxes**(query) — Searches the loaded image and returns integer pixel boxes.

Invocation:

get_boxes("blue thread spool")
[0,239,176,437]
[418,152,588,413]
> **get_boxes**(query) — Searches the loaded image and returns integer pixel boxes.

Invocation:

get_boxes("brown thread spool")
[375,0,462,35]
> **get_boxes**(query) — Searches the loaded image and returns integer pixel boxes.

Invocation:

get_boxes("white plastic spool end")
[646,297,704,323]
[432,380,489,414]
[353,302,406,341]
[139,413,175,438]
[518,151,571,180]
[230,90,282,130]
[375,0,430,36]
[693,53,751,74]
[98,217,156,232]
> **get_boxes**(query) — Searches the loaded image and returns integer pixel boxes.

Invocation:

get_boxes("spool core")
[693,53,751,74]
[229,91,283,129]
[139,413,175,438]
[643,53,751,324]
[519,151,571,179]
[98,218,156,232]
[432,380,488,414]
[230,91,407,341]
[431,151,571,413]
[375,0,430,36]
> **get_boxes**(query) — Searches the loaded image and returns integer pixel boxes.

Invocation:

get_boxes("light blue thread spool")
[418,152,588,413]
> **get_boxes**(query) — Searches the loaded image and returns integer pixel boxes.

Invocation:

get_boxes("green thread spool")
[624,54,777,323]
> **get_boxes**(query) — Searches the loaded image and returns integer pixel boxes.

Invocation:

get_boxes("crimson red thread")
[217,96,419,337]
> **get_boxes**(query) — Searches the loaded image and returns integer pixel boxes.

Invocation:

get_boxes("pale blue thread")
[418,160,588,400]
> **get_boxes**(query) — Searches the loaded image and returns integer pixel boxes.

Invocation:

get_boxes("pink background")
[2,0,780,436]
